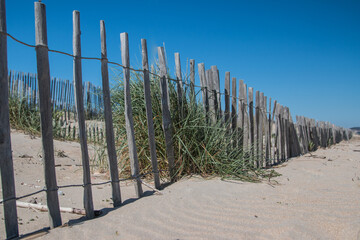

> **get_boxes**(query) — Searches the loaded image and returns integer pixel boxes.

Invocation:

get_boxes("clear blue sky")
[5,0,360,128]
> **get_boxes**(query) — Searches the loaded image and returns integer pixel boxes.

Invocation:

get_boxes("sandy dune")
[1,132,360,240]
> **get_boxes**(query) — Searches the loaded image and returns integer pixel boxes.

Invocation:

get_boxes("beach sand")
[1,131,359,240]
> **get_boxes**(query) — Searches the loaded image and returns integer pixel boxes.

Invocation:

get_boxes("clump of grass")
[8,95,68,139]
[8,96,41,135]
[102,68,277,182]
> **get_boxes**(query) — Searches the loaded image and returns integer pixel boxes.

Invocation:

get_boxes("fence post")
[189,59,195,104]
[207,69,216,124]
[275,104,282,162]
[73,10,95,218]
[174,52,183,117]
[142,39,161,189]
[238,80,245,149]
[264,96,269,165]
[266,97,272,165]
[34,1,63,227]
[100,20,121,206]
[224,72,230,126]
[255,91,260,167]
[158,46,176,181]
[198,63,208,121]
[211,66,221,120]
[259,92,264,166]
[121,32,143,196]
[0,0,19,238]
[248,87,254,162]
[231,77,237,137]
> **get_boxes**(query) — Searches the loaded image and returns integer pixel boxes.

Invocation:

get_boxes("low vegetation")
[8,70,278,183]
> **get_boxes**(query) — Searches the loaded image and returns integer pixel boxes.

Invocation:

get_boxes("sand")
[1,131,360,240]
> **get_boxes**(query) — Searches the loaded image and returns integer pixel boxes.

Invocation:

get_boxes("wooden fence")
[7,70,106,143]
[8,70,103,120]
[0,1,353,239]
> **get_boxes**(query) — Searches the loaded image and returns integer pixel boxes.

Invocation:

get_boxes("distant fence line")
[8,70,103,119]
[0,1,353,239]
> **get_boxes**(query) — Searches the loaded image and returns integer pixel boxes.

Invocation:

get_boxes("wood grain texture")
[259,92,264,166]
[211,66,221,120]
[224,72,230,126]
[158,47,176,181]
[73,11,95,218]
[248,87,255,160]
[35,1,63,226]
[189,59,195,104]
[207,69,216,124]
[0,0,19,237]
[237,80,245,150]
[242,83,249,151]
[100,20,121,206]
[255,90,260,167]
[231,77,237,135]
[174,52,183,117]
[142,39,161,189]
[197,63,208,118]
[121,32,143,197]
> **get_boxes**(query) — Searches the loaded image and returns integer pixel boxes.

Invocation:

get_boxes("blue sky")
[5,0,360,128]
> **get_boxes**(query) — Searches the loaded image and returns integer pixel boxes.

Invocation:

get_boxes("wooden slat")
[174,52,183,117]
[242,83,249,151]
[100,20,121,206]
[142,39,161,189]
[238,80,245,149]
[197,63,208,119]
[189,59,195,104]
[211,66,221,120]
[266,97,272,165]
[207,69,216,124]
[0,0,19,237]
[34,1,63,227]
[231,77,237,136]
[121,32,143,197]
[259,92,264,166]
[248,87,255,161]
[73,10,95,218]
[255,90,260,167]
[264,96,269,166]
[158,46,176,181]
[224,72,230,126]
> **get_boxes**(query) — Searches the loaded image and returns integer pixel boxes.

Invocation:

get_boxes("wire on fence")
[1,30,280,115]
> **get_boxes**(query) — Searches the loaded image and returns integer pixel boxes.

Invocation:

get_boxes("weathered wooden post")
[259,92,264,166]
[255,91,260,167]
[34,1,63,226]
[189,59,195,104]
[266,97,272,165]
[158,47,176,181]
[242,83,249,151]
[224,72,230,126]
[73,10,95,218]
[121,32,143,196]
[174,52,184,117]
[0,0,19,237]
[100,20,121,206]
[211,66,221,120]
[238,80,245,149]
[248,87,255,161]
[198,63,208,119]
[142,39,161,189]
[207,69,216,124]
[231,77,237,135]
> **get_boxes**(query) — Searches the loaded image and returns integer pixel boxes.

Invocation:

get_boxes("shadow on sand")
[18,182,172,239]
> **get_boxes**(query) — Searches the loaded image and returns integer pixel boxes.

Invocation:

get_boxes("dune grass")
[7,70,278,182]
[101,69,278,182]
